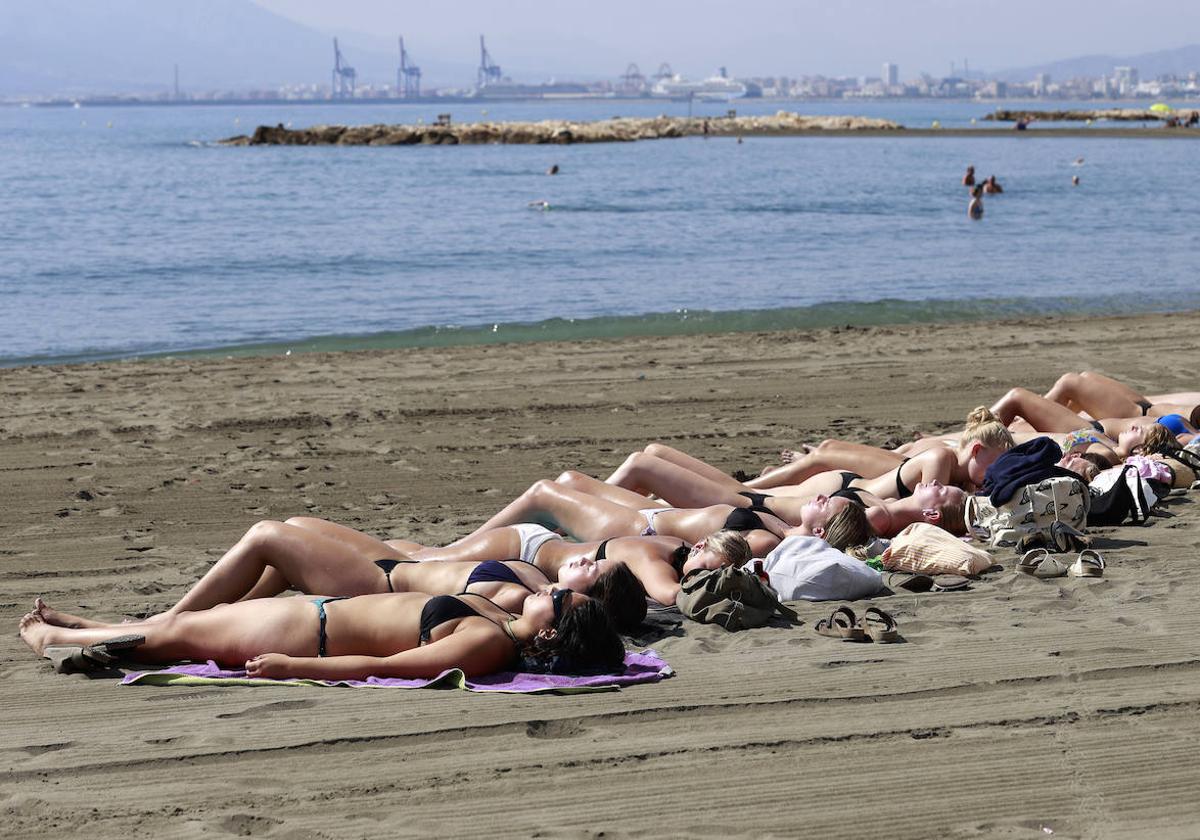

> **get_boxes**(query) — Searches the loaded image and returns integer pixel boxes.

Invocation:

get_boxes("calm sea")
[2,98,1197,367]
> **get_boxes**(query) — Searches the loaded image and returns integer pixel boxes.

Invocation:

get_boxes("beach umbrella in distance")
[1149,102,1173,114]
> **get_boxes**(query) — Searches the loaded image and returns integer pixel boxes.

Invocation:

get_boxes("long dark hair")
[519,599,626,675]
[591,562,647,633]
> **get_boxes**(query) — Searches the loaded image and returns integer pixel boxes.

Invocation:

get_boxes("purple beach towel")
[122,649,672,694]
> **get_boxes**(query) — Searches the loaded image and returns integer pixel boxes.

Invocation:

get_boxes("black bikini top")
[831,487,868,507]
[895,458,914,499]
[737,491,774,514]
[595,539,611,561]
[465,560,535,592]
[723,506,767,533]
[419,594,514,644]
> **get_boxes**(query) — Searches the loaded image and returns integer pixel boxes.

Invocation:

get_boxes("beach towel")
[121,649,672,695]
[759,535,883,601]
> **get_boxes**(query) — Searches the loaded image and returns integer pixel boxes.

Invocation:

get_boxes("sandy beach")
[3,310,1200,838]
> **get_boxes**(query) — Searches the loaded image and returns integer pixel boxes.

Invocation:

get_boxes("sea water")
[2,98,1197,366]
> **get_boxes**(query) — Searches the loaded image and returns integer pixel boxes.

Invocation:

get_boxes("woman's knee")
[243,520,289,547]
[643,442,674,459]
[554,470,589,488]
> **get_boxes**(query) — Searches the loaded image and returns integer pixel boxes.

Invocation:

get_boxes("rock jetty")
[985,108,1200,123]
[221,111,903,146]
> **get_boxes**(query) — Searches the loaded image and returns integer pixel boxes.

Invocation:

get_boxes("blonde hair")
[937,494,968,536]
[960,406,1015,452]
[706,530,752,569]
[1137,423,1177,455]
[822,501,874,552]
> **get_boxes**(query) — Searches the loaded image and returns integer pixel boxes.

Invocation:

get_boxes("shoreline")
[7,297,1200,370]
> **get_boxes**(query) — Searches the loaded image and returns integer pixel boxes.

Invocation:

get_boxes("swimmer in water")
[1072,175,1080,186]
[547,164,559,175]
[962,165,976,187]
[983,175,1003,194]
[1072,157,1085,166]
[968,185,984,220]
[528,200,551,211]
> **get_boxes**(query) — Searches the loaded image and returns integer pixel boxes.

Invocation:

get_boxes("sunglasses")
[551,587,574,624]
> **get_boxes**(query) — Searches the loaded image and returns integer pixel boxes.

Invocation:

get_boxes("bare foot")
[18,611,57,656]
[34,597,103,629]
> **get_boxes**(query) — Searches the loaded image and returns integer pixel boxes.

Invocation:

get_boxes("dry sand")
[3,311,1200,839]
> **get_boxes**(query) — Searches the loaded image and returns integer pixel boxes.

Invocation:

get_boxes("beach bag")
[967,476,1090,549]
[758,535,883,601]
[1088,465,1157,525]
[882,523,994,576]
[1148,453,1194,489]
[676,565,799,631]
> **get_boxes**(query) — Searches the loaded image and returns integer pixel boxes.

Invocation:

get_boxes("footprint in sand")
[216,699,317,720]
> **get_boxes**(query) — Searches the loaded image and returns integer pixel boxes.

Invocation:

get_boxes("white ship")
[651,69,746,101]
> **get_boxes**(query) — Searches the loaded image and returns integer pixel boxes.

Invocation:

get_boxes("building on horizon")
[883,62,898,87]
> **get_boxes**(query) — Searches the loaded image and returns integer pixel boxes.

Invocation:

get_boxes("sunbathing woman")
[747,407,1013,492]
[1043,371,1200,431]
[41,517,647,632]
[386,526,751,610]
[458,474,868,557]
[22,586,626,679]
[990,387,1195,451]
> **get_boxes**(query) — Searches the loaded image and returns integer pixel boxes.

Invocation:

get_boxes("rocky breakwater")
[220,112,902,146]
[984,108,1192,122]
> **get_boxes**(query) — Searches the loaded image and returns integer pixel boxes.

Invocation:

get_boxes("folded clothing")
[122,649,672,694]
[982,437,1082,505]
[759,535,883,601]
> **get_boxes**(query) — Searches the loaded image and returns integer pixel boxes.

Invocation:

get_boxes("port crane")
[620,63,646,94]
[398,37,421,98]
[653,63,674,82]
[477,35,502,88]
[331,38,356,99]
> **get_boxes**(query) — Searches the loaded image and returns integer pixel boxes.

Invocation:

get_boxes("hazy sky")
[253,0,1200,79]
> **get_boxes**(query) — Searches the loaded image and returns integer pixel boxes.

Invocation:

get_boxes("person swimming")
[968,185,984,220]
[962,165,976,186]
[528,200,551,211]
[547,164,559,175]
[983,175,1003,194]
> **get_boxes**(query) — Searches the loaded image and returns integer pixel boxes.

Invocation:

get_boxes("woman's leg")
[990,387,1093,433]
[165,520,402,615]
[555,470,671,509]
[1044,372,1142,418]
[462,480,644,542]
[748,440,903,489]
[404,528,523,563]
[597,456,746,508]
[641,443,744,486]
[20,597,317,665]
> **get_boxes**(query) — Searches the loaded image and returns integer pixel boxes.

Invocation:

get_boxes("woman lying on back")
[47,517,647,632]
[22,587,626,679]
[742,407,1013,494]
[389,526,751,610]
[458,471,872,557]
[1044,371,1200,430]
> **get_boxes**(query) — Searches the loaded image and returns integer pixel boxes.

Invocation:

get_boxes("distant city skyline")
[253,0,1200,80]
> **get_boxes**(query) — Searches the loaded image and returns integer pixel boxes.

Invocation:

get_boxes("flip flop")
[1016,549,1069,579]
[885,572,934,593]
[860,607,899,643]
[815,606,866,642]
[50,634,145,673]
[931,575,971,592]
[1068,549,1105,578]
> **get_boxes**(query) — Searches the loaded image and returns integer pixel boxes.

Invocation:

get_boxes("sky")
[252,0,1200,80]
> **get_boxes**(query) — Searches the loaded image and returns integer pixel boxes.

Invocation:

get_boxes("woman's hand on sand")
[246,653,294,679]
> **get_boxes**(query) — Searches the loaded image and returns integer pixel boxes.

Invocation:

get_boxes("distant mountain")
[997,44,1200,82]
[0,0,472,97]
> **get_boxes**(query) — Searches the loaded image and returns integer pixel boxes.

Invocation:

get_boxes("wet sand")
[3,310,1200,838]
